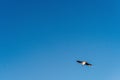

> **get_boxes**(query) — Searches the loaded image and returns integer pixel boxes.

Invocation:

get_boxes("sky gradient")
[0,0,120,80]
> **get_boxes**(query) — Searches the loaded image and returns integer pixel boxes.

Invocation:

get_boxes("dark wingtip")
[88,64,92,66]
[76,60,82,63]
[76,60,79,62]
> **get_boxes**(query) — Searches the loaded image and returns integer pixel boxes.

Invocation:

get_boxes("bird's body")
[81,61,86,65]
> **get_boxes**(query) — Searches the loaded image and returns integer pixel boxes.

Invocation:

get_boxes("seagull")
[76,60,92,66]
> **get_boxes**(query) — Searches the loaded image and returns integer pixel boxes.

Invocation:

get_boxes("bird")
[76,60,92,66]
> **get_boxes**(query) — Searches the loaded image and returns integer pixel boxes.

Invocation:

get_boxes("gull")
[76,60,92,66]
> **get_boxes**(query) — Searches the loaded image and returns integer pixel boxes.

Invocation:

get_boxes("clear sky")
[0,0,120,80]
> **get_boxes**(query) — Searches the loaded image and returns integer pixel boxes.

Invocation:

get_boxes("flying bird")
[76,60,92,66]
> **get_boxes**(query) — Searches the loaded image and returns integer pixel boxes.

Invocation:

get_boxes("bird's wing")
[86,62,92,66]
[76,60,82,63]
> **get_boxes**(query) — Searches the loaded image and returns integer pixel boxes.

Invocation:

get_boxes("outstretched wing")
[86,62,92,66]
[76,60,83,63]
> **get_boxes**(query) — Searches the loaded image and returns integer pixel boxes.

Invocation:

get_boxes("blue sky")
[0,0,120,80]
